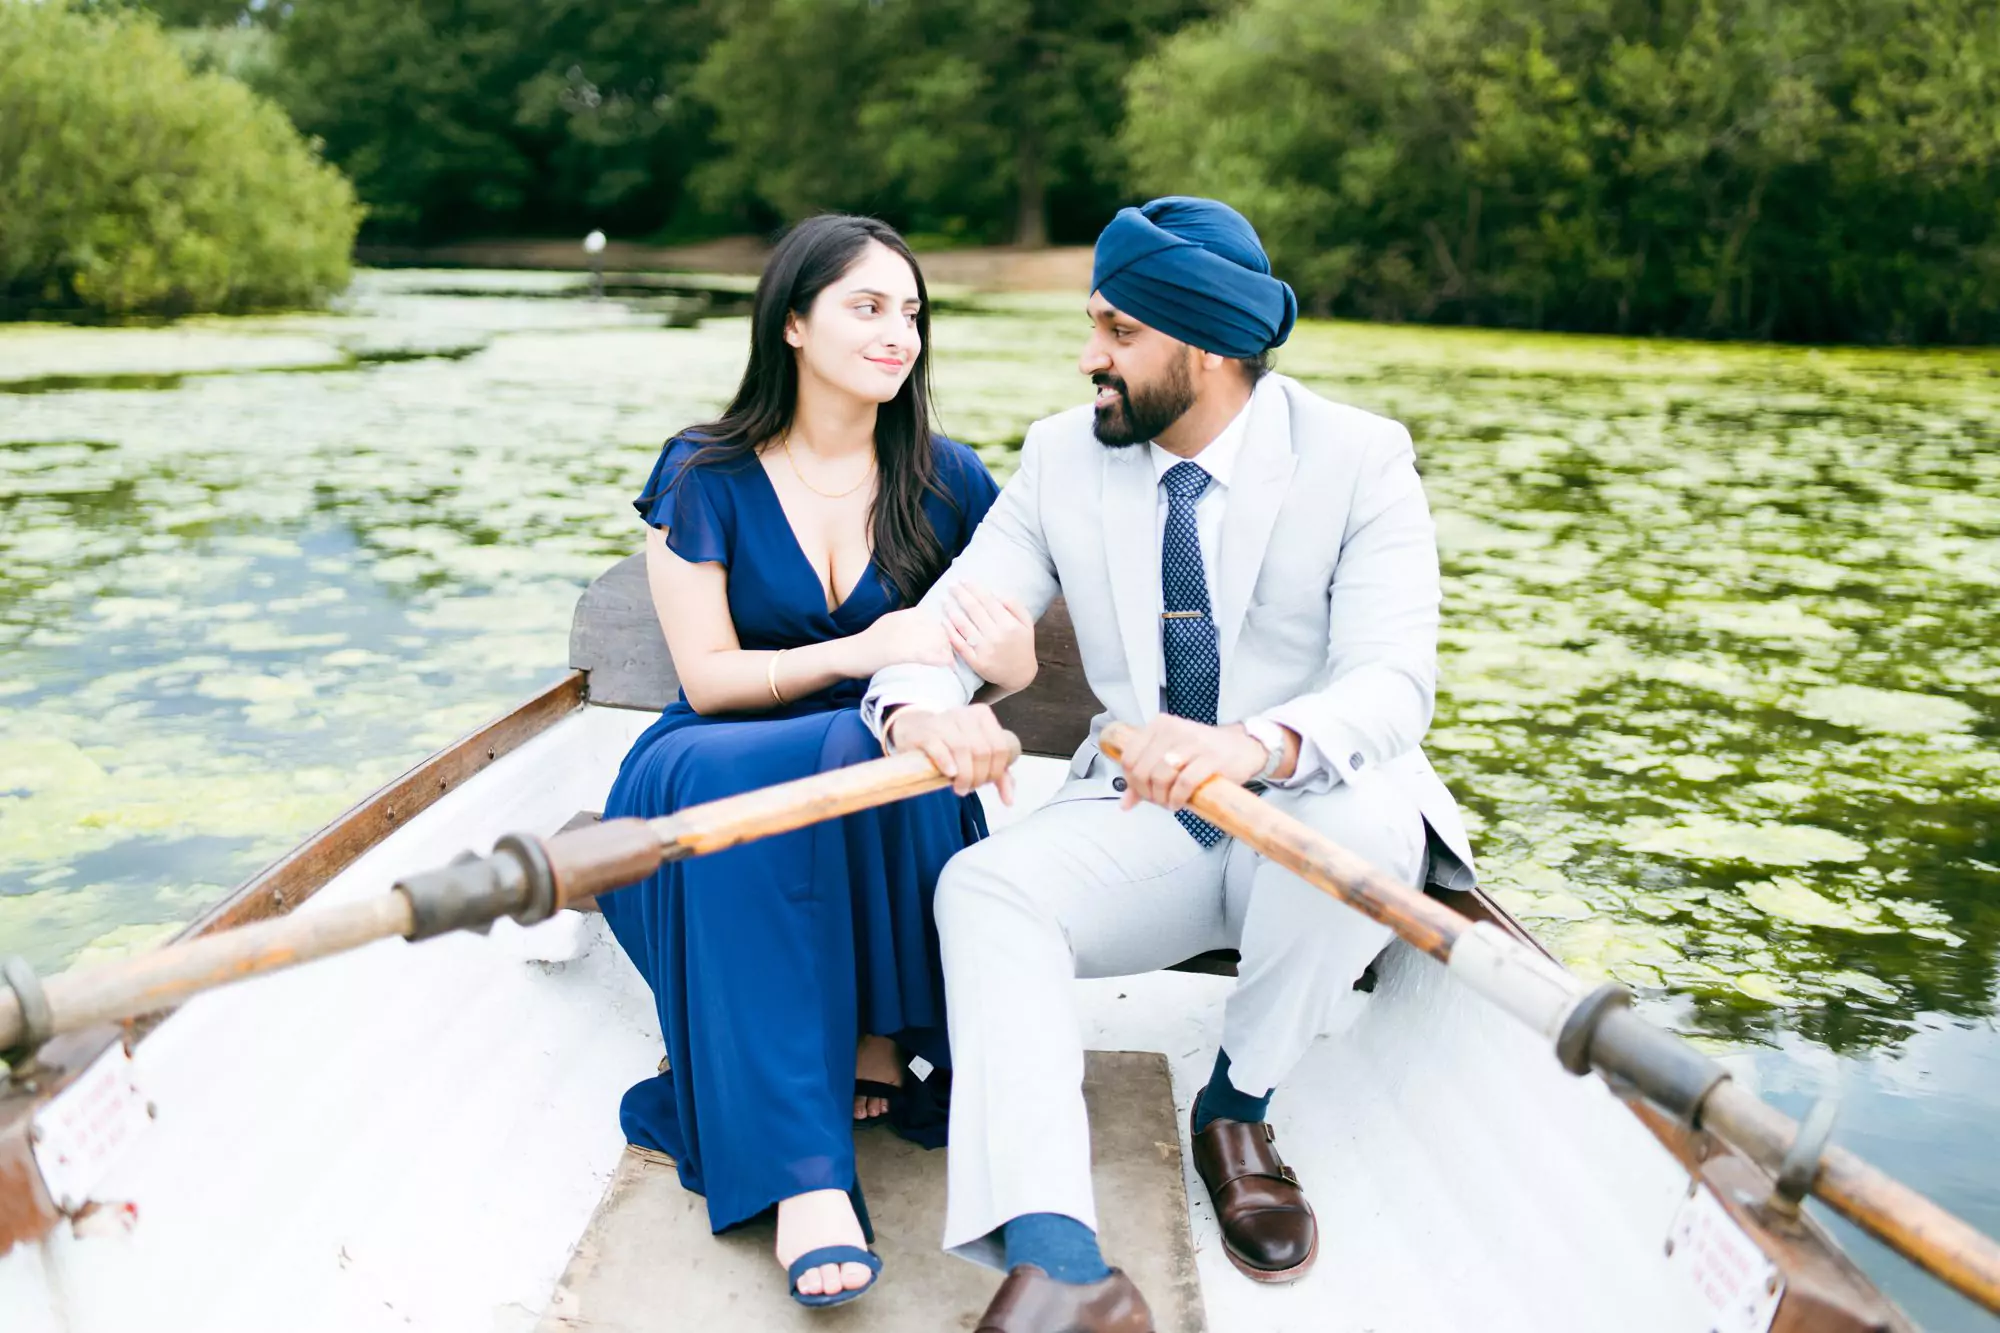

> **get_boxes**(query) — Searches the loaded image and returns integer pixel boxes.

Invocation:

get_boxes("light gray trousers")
[935,778,1426,1266]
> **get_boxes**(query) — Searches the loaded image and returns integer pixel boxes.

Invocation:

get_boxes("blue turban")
[1091,197,1298,358]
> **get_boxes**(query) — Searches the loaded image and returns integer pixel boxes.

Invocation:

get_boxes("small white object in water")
[583,230,607,255]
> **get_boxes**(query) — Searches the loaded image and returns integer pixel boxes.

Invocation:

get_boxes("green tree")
[0,1,360,317]
[271,0,716,240]
[1125,0,2000,343]
[142,0,262,23]
[693,0,1214,246]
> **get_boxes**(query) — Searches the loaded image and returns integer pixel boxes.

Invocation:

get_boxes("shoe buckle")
[1280,1164,1299,1184]
[1262,1123,1275,1142]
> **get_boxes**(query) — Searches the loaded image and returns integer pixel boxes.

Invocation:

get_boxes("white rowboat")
[0,555,1919,1332]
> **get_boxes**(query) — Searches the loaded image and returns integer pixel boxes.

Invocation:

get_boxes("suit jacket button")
[1349,752,1366,770]
[1112,777,1128,792]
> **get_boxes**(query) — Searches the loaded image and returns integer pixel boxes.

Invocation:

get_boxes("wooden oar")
[0,737,1014,1057]
[1093,722,2000,1314]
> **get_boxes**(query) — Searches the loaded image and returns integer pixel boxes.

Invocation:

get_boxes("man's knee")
[936,833,1047,944]
[1272,784,1425,888]
[936,842,993,942]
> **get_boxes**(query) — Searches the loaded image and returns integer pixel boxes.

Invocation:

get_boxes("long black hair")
[669,214,950,606]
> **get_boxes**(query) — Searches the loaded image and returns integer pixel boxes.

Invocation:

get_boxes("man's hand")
[1116,716,1268,815]
[886,704,1017,804]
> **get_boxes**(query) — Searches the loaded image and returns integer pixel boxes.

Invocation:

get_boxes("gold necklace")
[781,433,875,500]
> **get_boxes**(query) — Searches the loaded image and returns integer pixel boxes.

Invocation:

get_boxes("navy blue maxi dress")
[598,433,997,1235]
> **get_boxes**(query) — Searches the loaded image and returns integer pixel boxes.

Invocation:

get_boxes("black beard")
[1092,359,1196,447]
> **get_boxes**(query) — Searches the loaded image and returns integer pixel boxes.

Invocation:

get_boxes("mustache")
[1092,373,1129,400]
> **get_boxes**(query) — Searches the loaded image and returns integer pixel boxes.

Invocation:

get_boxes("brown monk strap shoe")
[975,1264,1155,1332]
[1190,1108,1319,1282]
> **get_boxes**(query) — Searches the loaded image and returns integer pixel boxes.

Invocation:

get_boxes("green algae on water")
[0,270,1996,1061]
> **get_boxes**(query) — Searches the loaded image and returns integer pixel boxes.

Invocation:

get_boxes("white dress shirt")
[1145,405,1248,639]
[1147,405,1328,788]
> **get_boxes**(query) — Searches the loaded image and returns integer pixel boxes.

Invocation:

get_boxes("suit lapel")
[1102,444,1161,720]
[1215,381,1296,671]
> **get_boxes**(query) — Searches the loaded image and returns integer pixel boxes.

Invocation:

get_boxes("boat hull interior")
[2,700,1732,1333]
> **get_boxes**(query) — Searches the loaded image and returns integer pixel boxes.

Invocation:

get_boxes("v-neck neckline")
[748,454,880,618]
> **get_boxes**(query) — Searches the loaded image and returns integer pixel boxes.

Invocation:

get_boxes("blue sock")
[1002,1212,1111,1285]
[1193,1049,1273,1133]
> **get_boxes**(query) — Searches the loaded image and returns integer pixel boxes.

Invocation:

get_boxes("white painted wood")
[2,704,656,1333]
[2,710,1713,1333]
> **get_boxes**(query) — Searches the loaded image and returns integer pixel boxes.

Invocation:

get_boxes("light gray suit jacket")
[862,372,1475,888]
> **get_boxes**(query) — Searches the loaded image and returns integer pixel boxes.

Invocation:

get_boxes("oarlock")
[0,956,52,1073]
[1770,1096,1841,1219]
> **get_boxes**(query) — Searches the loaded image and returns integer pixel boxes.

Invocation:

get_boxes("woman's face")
[786,241,923,406]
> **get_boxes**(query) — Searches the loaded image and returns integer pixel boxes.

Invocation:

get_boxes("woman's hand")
[945,583,1037,693]
[850,606,953,676]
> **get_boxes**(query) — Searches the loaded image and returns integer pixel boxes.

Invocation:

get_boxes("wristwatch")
[1241,716,1288,782]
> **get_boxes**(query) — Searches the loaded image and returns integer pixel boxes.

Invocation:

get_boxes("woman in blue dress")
[597,215,1036,1308]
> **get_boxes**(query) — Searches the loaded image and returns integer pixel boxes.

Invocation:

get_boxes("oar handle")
[1094,721,2000,1315]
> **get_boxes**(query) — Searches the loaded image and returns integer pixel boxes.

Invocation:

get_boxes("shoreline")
[352,237,1096,293]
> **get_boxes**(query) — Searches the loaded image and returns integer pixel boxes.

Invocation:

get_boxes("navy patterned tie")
[1159,461,1224,847]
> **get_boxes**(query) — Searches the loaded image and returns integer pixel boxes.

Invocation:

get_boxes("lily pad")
[1791,684,1980,736]
[1825,970,1901,1004]
[1740,877,1896,933]
[1666,754,1733,782]
[1624,816,1869,867]
[1732,972,1797,1005]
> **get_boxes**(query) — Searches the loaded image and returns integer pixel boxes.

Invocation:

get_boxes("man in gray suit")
[862,197,1476,1332]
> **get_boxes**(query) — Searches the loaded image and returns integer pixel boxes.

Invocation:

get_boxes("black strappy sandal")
[852,1078,905,1128]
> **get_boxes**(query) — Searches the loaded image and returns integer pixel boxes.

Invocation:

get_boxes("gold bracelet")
[767,649,787,705]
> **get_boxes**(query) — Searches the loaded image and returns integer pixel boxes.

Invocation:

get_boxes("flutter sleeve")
[936,436,1001,557]
[633,436,731,566]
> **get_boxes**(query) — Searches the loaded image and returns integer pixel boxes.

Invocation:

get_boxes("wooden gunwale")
[176,670,588,941]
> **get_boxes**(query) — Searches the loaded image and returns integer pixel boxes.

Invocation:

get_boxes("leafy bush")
[1125,0,2000,344]
[0,1,360,317]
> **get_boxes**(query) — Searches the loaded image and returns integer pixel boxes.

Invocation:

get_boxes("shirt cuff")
[1252,706,1344,790]
[862,674,968,749]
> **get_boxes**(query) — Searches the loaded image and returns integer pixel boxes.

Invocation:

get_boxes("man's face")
[1080,293,1197,447]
